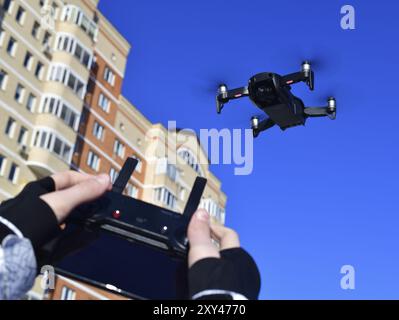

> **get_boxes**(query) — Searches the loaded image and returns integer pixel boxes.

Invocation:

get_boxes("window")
[32,21,40,39]
[40,95,80,130]
[67,72,76,90]
[48,64,86,99]
[23,52,34,70]
[15,6,26,25]
[126,184,138,198]
[52,2,59,19]
[200,198,226,224]
[60,287,76,300]
[8,163,19,184]
[92,121,104,141]
[98,93,110,113]
[2,0,14,14]
[74,43,82,60]
[0,28,5,47]
[4,118,17,139]
[6,37,17,56]
[154,188,177,210]
[104,67,115,86]
[178,149,204,176]
[109,168,119,184]
[0,155,6,176]
[26,93,36,112]
[61,5,98,40]
[167,163,178,182]
[17,126,28,145]
[32,129,73,163]
[87,151,100,171]
[14,84,25,104]
[0,70,8,90]
[131,155,142,173]
[35,62,44,80]
[42,31,51,46]
[156,158,177,182]
[53,137,62,155]
[179,187,186,201]
[113,140,125,158]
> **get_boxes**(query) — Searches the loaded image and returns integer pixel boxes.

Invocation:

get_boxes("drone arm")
[217,86,249,114]
[224,87,249,100]
[304,107,330,117]
[282,70,315,91]
[282,72,306,85]
[252,118,275,138]
[304,98,337,120]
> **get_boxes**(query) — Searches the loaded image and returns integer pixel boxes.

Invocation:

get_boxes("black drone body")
[216,62,337,137]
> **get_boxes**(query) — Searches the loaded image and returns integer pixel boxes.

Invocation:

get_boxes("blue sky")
[98,0,399,299]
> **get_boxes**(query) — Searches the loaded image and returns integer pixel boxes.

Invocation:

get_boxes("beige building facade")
[0,0,226,300]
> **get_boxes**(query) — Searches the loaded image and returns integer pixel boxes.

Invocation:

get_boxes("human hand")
[186,209,260,300]
[40,171,112,223]
[187,209,240,268]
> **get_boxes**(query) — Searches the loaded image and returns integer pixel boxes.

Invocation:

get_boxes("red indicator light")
[112,210,121,219]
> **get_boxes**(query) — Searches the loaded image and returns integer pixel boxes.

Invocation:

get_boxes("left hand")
[40,171,112,223]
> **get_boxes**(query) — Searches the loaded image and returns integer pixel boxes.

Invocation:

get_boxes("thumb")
[41,174,111,223]
[187,209,220,268]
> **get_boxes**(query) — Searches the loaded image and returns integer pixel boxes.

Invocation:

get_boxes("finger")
[40,174,111,223]
[50,171,95,191]
[187,209,220,268]
[210,225,240,250]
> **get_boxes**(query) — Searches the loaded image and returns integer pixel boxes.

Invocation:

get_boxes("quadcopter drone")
[216,61,337,137]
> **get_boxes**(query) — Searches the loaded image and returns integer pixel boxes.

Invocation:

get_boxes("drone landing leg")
[253,118,275,138]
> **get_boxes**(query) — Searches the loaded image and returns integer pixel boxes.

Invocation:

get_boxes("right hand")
[187,209,240,268]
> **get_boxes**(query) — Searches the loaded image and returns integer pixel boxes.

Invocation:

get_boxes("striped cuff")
[192,289,248,300]
[0,216,23,242]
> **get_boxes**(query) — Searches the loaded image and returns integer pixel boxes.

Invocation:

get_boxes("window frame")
[6,37,17,57]
[15,5,26,25]
[87,151,100,172]
[8,162,19,185]
[5,117,16,138]
[14,83,25,104]
[0,69,8,90]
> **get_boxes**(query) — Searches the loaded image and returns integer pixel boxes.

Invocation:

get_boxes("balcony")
[26,147,70,179]
[60,5,99,43]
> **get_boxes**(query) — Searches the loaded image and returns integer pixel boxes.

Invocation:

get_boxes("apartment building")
[0,0,98,199]
[0,0,226,300]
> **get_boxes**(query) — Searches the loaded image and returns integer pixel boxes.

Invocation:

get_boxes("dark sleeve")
[0,177,61,254]
[188,247,261,300]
